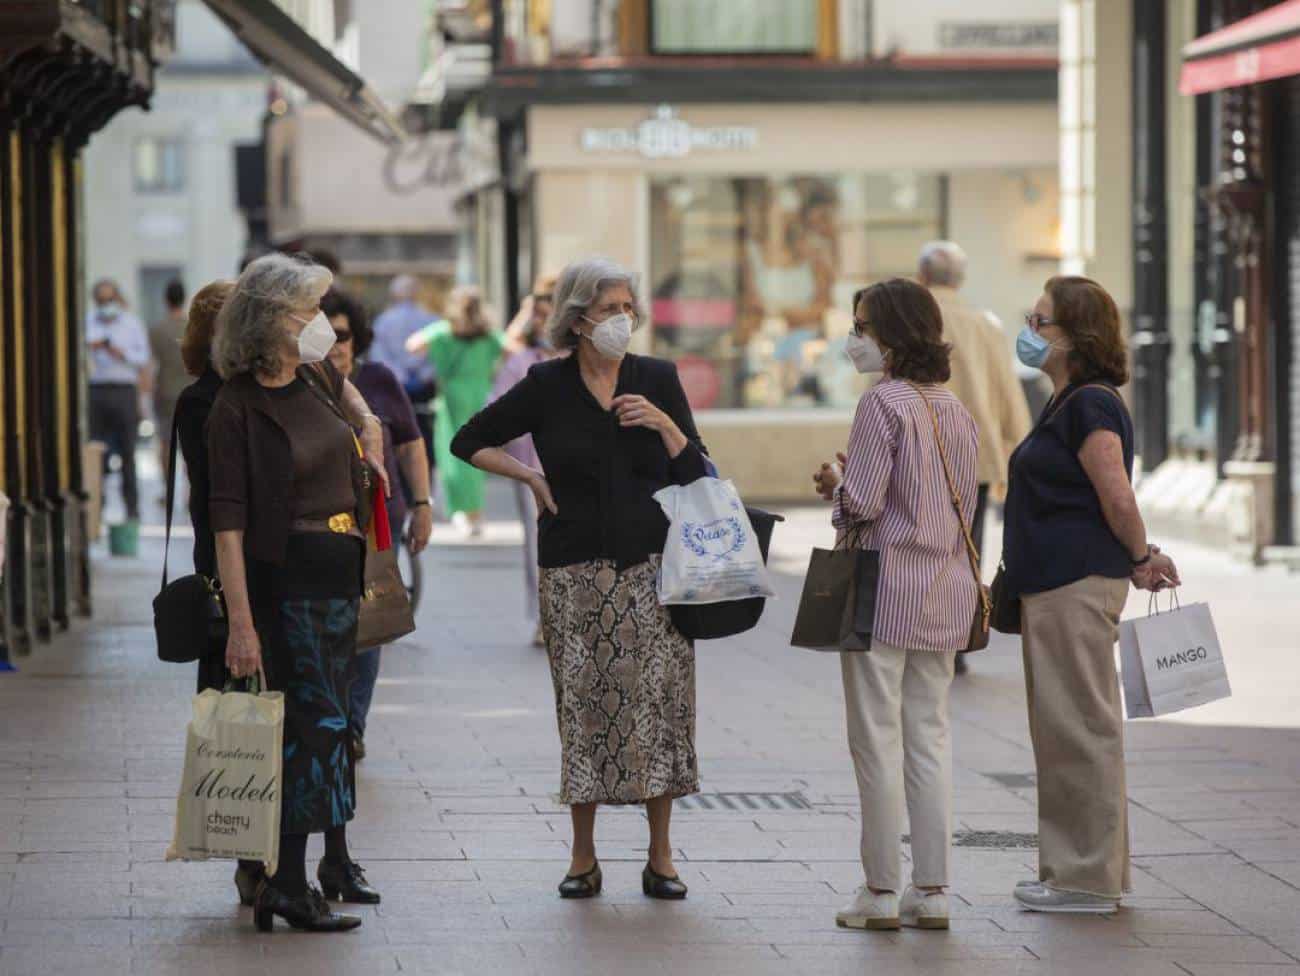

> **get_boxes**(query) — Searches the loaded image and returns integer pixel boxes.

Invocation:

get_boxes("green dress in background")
[424,322,504,515]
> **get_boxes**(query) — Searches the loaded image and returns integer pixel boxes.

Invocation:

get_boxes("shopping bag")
[166,678,284,874]
[356,488,415,650]
[1119,597,1231,719]
[789,536,880,652]
[653,477,776,605]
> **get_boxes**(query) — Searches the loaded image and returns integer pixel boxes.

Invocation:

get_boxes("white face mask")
[845,332,885,374]
[289,310,336,364]
[580,312,634,360]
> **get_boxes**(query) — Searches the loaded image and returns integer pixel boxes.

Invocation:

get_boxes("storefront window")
[648,173,945,409]
[651,0,819,55]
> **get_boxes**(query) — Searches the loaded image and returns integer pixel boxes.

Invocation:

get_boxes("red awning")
[1180,0,1300,95]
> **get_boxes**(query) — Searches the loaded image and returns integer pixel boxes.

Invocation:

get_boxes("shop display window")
[649,172,945,410]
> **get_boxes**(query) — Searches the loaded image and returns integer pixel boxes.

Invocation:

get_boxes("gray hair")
[918,241,968,289]
[547,257,644,351]
[213,253,333,379]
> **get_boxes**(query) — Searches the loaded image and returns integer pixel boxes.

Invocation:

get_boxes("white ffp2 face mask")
[581,312,634,360]
[289,310,336,364]
[845,332,885,374]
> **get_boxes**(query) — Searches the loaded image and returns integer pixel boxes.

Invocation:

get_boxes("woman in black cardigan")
[452,257,708,902]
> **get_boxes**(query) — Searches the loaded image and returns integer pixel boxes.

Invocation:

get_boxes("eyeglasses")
[333,329,352,343]
[852,318,871,335]
[533,293,554,304]
[1024,313,1056,333]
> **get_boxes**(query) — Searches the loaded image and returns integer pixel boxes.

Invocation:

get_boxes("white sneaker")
[835,886,900,930]
[899,885,949,929]
[1014,882,1119,914]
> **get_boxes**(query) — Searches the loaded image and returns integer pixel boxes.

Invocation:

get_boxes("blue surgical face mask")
[1016,326,1053,369]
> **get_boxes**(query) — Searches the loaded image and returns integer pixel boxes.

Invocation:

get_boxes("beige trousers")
[841,642,956,892]
[1021,574,1132,898]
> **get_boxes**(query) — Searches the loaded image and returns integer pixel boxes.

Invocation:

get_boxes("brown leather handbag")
[912,384,991,653]
[355,538,416,650]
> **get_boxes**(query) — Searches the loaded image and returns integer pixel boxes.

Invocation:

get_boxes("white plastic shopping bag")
[1119,597,1231,719]
[167,683,284,874]
[653,477,776,605]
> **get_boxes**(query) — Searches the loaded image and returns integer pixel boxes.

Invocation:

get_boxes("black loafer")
[558,861,602,899]
[318,858,381,904]
[642,864,687,900]
[253,883,362,932]
[234,861,266,907]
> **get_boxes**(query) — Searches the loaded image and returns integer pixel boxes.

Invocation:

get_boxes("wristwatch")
[1131,547,1153,568]
[411,499,431,508]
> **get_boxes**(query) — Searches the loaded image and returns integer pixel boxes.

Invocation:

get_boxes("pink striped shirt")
[832,380,980,652]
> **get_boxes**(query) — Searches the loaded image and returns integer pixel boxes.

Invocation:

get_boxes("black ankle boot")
[318,858,381,904]
[253,882,362,932]
[234,862,266,906]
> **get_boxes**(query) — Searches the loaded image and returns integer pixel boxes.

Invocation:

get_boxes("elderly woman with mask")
[452,257,709,901]
[208,253,388,933]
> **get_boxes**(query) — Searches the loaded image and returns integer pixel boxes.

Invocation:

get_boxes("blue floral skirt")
[253,532,363,835]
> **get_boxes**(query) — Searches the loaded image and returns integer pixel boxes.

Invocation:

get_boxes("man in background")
[370,275,440,466]
[149,279,190,482]
[918,241,1032,673]
[86,278,151,522]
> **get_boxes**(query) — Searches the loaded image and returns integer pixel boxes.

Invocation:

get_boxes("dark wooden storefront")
[0,2,167,660]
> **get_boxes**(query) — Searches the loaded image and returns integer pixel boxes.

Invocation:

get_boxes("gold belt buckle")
[328,513,355,534]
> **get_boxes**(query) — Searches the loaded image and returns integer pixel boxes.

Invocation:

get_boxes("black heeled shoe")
[253,882,362,932]
[642,864,688,900]
[558,861,602,899]
[234,862,265,907]
[318,858,381,904]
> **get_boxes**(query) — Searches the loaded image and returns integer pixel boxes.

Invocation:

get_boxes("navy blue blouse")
[1001,383,1134,599]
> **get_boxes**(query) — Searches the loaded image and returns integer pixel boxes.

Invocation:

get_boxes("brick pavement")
[1,482,1298,976]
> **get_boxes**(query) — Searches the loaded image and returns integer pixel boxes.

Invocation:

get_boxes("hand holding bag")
[912,384,990,653]
[154,408,227,664]
[790,523,881,652]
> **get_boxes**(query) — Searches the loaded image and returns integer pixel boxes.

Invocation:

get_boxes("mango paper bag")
[167,685,284,874]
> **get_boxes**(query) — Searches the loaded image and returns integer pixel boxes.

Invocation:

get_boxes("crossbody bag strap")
[909,384,988,611]
[1041,382,1126,427]
[160,404,183,591]
[299,363,366,460]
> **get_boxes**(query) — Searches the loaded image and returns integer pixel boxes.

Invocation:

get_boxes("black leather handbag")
[669,507,783,641]
[154,410,227,664]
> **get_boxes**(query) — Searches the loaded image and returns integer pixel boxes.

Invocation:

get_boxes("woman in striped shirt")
[813,278,979,933]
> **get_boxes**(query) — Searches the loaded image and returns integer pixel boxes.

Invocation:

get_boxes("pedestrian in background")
[150,279,192,483]
[87,278,151,523]
[409,286,504,537]
[209,253,389,933]
[1004,276,1180,915]
[452,257,707,901]
[917,241,1031,675]
[813,279,978,933]
[322,287,433,760]
[371,274,440,464]
[491,272,561,646]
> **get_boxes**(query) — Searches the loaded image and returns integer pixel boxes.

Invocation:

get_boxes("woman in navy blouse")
[1003,276,1179,916]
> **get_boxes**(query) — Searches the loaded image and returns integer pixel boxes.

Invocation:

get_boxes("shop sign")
[580,105,758,159]
[937,22,1058,50]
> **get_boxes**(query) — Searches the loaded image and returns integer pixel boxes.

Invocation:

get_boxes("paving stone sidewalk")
[1,483,1298,976]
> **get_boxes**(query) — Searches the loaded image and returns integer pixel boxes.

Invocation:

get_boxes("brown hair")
[181,280,234,376]
[1043,275,1130,386]
[854,278,951,384]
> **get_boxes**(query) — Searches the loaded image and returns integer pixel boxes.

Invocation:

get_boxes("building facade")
[82,0,268,324]
[462,0,1060,499]
[0,1,172,661]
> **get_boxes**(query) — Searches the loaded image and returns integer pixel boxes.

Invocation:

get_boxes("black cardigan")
[451,353,709,569]
[175,366,222,577]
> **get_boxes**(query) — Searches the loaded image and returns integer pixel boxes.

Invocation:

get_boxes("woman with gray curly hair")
[207,252,389,932]
[452,256,709,901]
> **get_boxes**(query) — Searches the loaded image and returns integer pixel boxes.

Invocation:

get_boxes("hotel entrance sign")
[580,105,758,158]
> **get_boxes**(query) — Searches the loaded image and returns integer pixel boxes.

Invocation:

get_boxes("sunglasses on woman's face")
[333,329,352,343]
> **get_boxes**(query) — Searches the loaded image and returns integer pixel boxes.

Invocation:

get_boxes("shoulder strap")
[909,384,989,608]
[299,362,367,460]
[160,405,183,590]
[1042,382,1125,427]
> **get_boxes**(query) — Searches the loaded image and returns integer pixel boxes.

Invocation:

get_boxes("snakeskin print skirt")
[539,557,699,806]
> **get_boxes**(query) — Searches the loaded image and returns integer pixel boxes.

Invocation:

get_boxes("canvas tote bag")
[1119,593,1231,719]
[167,673,284,874]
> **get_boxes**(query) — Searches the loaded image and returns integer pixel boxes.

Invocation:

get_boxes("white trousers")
[840,642,955,891]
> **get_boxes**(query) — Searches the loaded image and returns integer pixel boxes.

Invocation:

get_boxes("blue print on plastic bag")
[681,516,746,564]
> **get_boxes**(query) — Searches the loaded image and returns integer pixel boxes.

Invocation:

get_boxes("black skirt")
[250,532,364,834]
